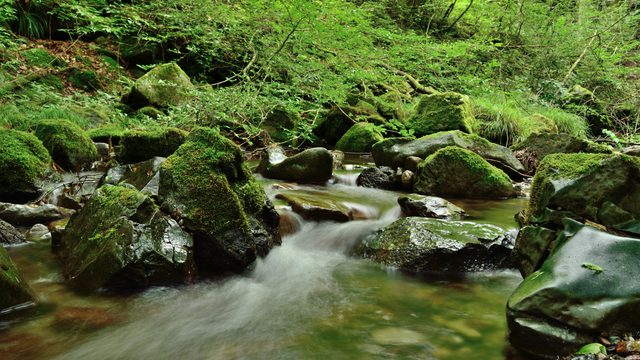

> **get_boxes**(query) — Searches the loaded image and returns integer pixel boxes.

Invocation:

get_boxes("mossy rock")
[313,105,386,146]
[263,107,300,143]
[123,63,195,109]
[406,92,474,137]
[0,246,36,312]
[59,185,195,290]
[22,48,63,68]
[413,146,515,199]
[561,85,611,135]
[511,133,612,173]
[68,68,102,91]
[38,74,65,90]
[34,119,98,171]
[526,153,640,234]
[0,129,51,203]
[137,106,164,119]
[158,127,280,272]
[88,126,127,145]
[118,127,189,164]
[336,123,384,152]
[356,217,514,273]
[372,130,525,178]
[258,147,334,184]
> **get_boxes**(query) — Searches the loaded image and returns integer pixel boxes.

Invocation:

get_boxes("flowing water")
[1,160,527,360]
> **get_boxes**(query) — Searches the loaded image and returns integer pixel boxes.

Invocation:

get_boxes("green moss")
[88,125,127,145]
[262,107,300,142]
[119,127,189,163]
[0,246,35,311]
[34,119,98,171]
[22,48,60,68]
[407,92,474,137]
[68,68,101,91]
[125,63,195,108]
[336,122,384,152]
[38,74,65,90]
[0,129,51,199]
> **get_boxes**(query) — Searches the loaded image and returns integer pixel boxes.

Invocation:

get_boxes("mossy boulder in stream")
[258,147,333,184]
[118,127,188,164]
[371,130,525,179]
[406,92,474,137]
[34,119,98,171]
[0,246,36,312]
[356,217,514,273]
[507,220,640,359]
[398,194,466,220]
[59,185,195,290]
[123,63,195,109]
[413,147,515,199]
[336,123,384,152]
[158,127,280,272]
[0,129,51,203]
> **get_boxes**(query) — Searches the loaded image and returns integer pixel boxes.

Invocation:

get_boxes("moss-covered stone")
[0,129,51,203]
[34,119,98,171]
[118,127,189,164]
[258,147,334,184]
[263,107,300,143]
[413,146,515,198]
[137,106,164,119]
[22,48,63,68]
[372,130,525,178]
[59,185,195,290]
[356,217,513,272]
[88,126,127,145]
[123,63,195,109]
[0,246,36,312]
[406,92,474,137]
[67,68,101,91]
[158,127,280,272]
[335,123,384,152]
[313,105,386,146]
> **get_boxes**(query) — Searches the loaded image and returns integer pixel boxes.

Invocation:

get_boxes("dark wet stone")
[398,194,466,220]
[0,219,25,245]
[0,202,74,227]
[356,166,399,190]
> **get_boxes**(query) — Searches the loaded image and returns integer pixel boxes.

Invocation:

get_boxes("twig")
[446,0,474,31]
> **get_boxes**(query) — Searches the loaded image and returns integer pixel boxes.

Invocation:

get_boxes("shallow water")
[1,162,526,360]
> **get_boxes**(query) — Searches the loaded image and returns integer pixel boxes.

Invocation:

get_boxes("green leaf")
[576,343,606,355]
[581,263,604,274]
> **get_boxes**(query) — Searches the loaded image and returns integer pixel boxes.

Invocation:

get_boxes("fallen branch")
[380,63,436,95]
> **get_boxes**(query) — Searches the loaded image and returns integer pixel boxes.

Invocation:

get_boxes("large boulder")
[398,194,466,220]
[335,123,384,152]
[413,147,516,199]
[0,129,51,203]
[0,246,36,311]
[507,221,640,359]
[118,128,188,164]
[511,133,611,173]
[0,219,25,245]
[258,147,333,184]
[59,185,195,290]
[356,217,514,273]
[356,166,399,190]
[0,202,74,227]
[33,119,98,171]
[102,157,165,198]
[372,130,525,178]
[123,63,195,109]
[406,92,474,137]
[158,127,280,272]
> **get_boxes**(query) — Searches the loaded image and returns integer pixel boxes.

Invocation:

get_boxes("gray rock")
[0,202,74,226]
[356,166,399,190]
[398,194,466,220]
[258,147,333,184]
[0,246,36,311]
[26,223,51,242]
[622,145,640,157]
[102,157,165,198]
[0,219,25,245]
[275,192,353,222]
[400,170,414,190]
[94,142,110,159]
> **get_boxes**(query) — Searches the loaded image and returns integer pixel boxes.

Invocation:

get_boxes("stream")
[1,158,527,360]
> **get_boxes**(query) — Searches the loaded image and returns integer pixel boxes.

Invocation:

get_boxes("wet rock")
[413,147,516,199]
[0,219,25,245]
[0,246,36,311]
[0,129,52,203]
[276,193,352,222]
[159,127,280,273]
[403,156,422,173]
[356,166,399,190]
[102,157,165,198]
[406,92,474,137]
[511,133,611,173]
[372,130,524,179]
[122,63,195,109]
[356,217,514,273]
[59,185,195,290]
[94,142,110,160]
[331,150,345,169]
[507,221,640,359]
[56,194,82,210]
[258,147,333,184]
[276,209,304,236]
[26,224,50,242]
[400,170,414,190]
[0,202,74,227]
[398,194,466,220]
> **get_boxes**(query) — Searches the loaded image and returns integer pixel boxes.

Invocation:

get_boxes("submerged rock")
[0,219,25,245]
[0,202,74,227]
[275,192,352,222]
[356,217,514,273]
[507,221,640,359]
[413,147,516,199]
[406,92,474,137]
[356,166,399,190]
[372,130,524,178]
[0,129,51,203]
[258,147,333,184]
[33,119,98,172]
[398,194,466,220]
[123,63,195,109]
[59,185,195,290]
[0,246,36,311]
[159,127,280,273]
